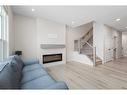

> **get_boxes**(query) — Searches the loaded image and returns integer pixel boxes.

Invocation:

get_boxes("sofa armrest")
[23,59,39,65]
[45,82,68,89]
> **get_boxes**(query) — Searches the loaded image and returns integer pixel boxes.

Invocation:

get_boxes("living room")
[1,0,127,94]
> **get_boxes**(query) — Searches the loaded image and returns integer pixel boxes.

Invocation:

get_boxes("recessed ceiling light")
[115,18,120,21]
[32,8,35,12]
[71,21,75,24]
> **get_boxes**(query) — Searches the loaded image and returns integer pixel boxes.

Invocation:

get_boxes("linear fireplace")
[43,53,62,64]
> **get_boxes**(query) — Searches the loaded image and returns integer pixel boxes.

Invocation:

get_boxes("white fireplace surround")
[36,18,66,67]
[39,44,66,67]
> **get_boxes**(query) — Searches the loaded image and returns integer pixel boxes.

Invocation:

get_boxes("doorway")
[104,35,117,63]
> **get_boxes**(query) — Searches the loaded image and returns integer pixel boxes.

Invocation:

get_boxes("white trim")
[0,6,9,61]
[3,6,8,14]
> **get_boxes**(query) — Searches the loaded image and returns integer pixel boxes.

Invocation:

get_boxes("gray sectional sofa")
[0,55,68,89]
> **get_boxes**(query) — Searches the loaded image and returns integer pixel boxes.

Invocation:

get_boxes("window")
[0,6,8,62]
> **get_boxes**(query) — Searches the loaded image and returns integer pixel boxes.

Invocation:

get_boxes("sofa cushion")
[22,64,43,73]
[14,55,24,71]
[23,59,39,65]
[21,75,56,89]
[0,61,20,89]
[21,68,48,84]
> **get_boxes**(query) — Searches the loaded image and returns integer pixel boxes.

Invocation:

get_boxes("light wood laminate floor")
[46,57,127,89]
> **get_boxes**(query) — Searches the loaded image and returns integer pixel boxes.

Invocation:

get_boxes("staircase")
[74,27,102,66]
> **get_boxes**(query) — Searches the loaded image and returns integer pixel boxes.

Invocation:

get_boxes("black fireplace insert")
[43,53,62,64]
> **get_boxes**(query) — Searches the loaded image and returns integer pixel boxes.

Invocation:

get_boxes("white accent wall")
[36,18,66,66]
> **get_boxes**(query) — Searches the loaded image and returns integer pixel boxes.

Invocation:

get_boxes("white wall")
[36,18,66,44]
[93,22,105,61]
[7,7,14,55]
[67,22,92,62]
[14,14,37,60]
[122,32,127,56]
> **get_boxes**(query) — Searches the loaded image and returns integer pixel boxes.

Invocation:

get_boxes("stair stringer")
[71,51,94,66]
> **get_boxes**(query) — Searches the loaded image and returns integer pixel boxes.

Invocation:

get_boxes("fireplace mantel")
[40,44,65,49]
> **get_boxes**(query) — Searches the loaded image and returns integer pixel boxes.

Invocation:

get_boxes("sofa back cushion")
[14,55,24,70]
[0,61,20,89]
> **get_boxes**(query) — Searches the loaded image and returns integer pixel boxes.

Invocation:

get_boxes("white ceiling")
[12,6,127,31]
